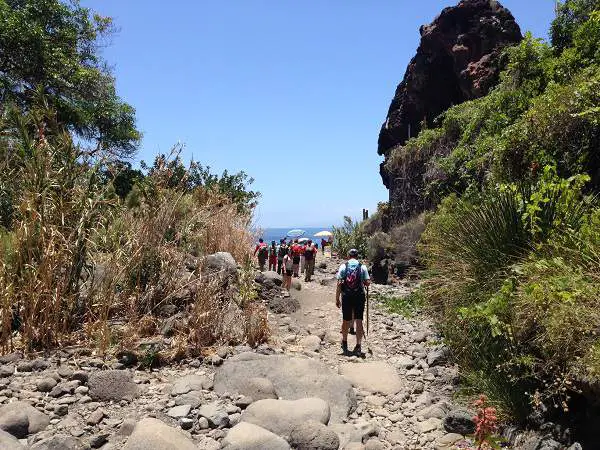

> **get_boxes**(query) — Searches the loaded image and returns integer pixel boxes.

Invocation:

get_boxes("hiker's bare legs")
[341,319,351,343]
[355,319,364,346]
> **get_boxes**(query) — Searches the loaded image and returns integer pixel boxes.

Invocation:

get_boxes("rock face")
[378,0,522,225]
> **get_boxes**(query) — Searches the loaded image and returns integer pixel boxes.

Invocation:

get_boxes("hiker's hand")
[335,298,341,308]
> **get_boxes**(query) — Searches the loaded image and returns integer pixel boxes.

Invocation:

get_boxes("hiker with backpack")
[268,240,278,272]
[335,248,371,357]
[276,239,288,275]
[291,239,302,277]
[304,239,317,282]
[253,238,268,272]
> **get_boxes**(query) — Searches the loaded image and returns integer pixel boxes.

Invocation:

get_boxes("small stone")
[70,371,89,384]
[167,404,191,418]
[418,417,442,433]
[198,417,209,429]
[74,386,89,395]
[36,378,58,393]
[86,408,104,426]
[89,433,109,448]
[179,417,194,430]
[444,409,475,435]
[57,366,74,379]
[0,365,14,378]
[208,355,223,366]
[54,404,68,416]
[16,361,34,373]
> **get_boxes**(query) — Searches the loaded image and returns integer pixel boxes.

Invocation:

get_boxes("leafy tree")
[142,153,260,215]
[0,0,140,157]
[551,0,600,52]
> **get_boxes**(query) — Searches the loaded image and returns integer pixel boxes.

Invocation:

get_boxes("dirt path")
[263,255,471,449]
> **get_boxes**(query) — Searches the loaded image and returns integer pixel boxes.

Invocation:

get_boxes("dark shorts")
[292,256,300,264]
[342,291,366,321]
[285,269,293,276]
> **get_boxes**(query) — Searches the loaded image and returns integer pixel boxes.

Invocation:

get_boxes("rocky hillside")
[378,0,522,225]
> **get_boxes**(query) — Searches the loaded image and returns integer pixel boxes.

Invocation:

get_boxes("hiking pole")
[366,285,370,337]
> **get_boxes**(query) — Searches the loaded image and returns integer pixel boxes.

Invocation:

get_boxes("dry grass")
[0,104,268,356]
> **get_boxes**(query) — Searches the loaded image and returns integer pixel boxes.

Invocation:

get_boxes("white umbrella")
[314,230,333,238]
[286,229,306,238]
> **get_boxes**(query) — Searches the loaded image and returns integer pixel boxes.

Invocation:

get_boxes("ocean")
[257,227,332,244]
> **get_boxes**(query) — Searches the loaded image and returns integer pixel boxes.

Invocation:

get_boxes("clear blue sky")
[81,0,555,228]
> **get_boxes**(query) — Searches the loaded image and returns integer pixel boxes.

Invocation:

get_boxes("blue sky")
[81,0,556,228]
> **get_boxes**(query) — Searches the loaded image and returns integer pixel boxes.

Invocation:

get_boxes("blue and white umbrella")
[286,229,305,238]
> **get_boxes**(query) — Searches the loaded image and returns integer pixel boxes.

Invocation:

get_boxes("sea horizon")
[255,226,332,244]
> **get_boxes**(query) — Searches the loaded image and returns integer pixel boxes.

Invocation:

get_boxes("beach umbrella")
[314,230,333,238]
[298,237,310,243]
[286,229,305,238]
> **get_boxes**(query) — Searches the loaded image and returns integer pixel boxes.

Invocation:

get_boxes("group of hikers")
[254,237,371,358]
[253,238,319,287]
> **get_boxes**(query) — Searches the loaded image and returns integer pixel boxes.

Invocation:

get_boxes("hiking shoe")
[341,341,351,357]
[352,345,363,357]
[349,327,356,335]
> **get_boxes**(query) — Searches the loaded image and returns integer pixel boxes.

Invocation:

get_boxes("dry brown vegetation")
[0,103,268,357]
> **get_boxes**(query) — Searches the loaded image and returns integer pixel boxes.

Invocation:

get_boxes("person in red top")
[253,238,268,271]
[304,240,317,282]
[291,239,301,277]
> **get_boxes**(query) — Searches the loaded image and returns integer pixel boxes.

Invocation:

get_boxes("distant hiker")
[321,238,327,255]
[335,248,370,357]
[282,249,294,290]
[254,238,268,272]
[276,239,288,275]
[268,240,278,272]
[299,241,306,274]
[291,239,301,277]
[304,239,317,282]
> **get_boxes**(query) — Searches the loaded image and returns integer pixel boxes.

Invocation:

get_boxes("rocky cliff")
[378,0,522,224]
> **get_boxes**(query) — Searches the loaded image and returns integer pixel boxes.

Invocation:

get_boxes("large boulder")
[339,361,404,395]
[0,429,25,450]
[30,435,86,450]
[261,271,283,286]
[88,370,138,402]
[242,398,330,437]
[222,422,290,450]
[203,252,238,280]
[214,352,356,422]
[289,420,340,450]
[123,418,197,450]
[0,401,49,438]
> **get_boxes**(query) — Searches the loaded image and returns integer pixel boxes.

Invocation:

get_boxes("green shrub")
[420,169,597,419]
[332,216,368,258]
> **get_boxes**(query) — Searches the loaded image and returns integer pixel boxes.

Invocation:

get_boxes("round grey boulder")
[242,397,330,438]
[289,420,340,450]
[0,401,49,438]
[123,417,197,450]
[222,421,290,450]
[0,429,25,450]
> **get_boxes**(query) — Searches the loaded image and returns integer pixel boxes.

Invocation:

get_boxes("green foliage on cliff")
[397,1,600,422]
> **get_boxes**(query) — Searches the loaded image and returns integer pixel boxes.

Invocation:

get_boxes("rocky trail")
[0,254,503,450]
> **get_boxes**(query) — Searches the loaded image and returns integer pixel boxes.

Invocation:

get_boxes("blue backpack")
[343,262,363,294]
